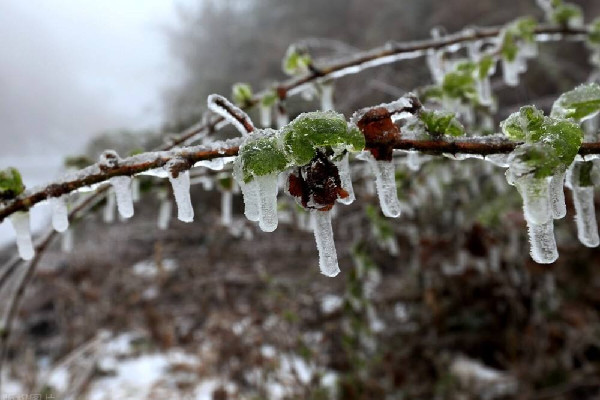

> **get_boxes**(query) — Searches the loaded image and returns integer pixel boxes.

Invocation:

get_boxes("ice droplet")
[335,153,355,205]
[514,175,551,225]
[571,186,600,247]
[157,197,172,230]
[527,219,558,264]
[312,210,340,277]
[276,107,289,129]
[361,153,401,218]
[240,179,260,222]
[10,212,34,260]
[255,174,279,232]
[259,104,272,128]
[61,229,73,253]
[109,176,134,219]
[549,171,566,219]
[103,189,116,223]
[50,196,69,232]
[167,168,194,223]
[221,190,232,225]
[320,83,334,111]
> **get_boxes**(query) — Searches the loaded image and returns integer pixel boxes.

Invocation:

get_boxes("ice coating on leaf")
[255,173,279,232]
[550,83,600,122]
[235,129,289,183]
[335,153,355,205]
[360,152,401,218]
[104,189,116,223]
[419,109,465,137]
[50,196,69,232]
[567,161,600,247]
[221,190,232,225]
[320,83,334,111]
[312,210,340,277]
[549,171,566,219]
[282,111,365,165]
[527,220,558,264]
[167,169,194,223]
[110,176,134,218]
[10,212,34,260]
[259,103,271,128]
[207,94,253,136]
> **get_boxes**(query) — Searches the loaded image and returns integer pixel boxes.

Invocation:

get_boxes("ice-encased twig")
[312,210,340,277]
[335,153,355,205]
[168,170,194,223]
[549,171,566,219]
[255,174,279,232]
[50,196,69,232]
[109,176,134,218]
[10,212,34,260]
[527,219,558,264]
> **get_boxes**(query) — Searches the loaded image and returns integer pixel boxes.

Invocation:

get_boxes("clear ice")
[50,196,69,232]
[167,168,194,223]
[255,173,279,232]
[109,176,134,219]
[361,153,401,218]
[335,153,355,205]
[221,190,232,225]
[312,210,340,277]
[10,212,34,260]
[527,219,558,264]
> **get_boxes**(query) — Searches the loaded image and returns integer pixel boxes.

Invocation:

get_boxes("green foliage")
[261,90,278,107]
[282,45,312,75]
[237,131,289,182]
[282,111,364,165]
[441,62,477,101]
[590,18,600,45]
[419,109,465,137]
[478,55,494,79]
[550,83,600,122]
[0,167,25,200]
[232,83,253,106]
[552,3,582,26]
[500,17,537,62]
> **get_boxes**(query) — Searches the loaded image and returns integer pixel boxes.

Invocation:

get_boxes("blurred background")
[1,0,600,398]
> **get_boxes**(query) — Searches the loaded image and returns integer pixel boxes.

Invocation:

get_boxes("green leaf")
[589,18,600,45]
[232,83,253,106]
[282,46,312,76]
[478,55,494,80]
[551,83,600,122]
[419,109,465,137]
[552,3,582,26]
[261,90,278,107]
[442,64,477,100]
[500,105,545,142]
[282,111,365,165]
[0,167,25,200]
[238,130,289,182]
[64,155,93,169]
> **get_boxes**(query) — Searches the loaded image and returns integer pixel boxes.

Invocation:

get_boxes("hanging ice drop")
[168,169,194,223]
[572,186,600,247]
[549,171,566,219]
[335,153,355,205]
[527,219,558,264]
[109,176,134,218]
[103,189,116,223]
[371,158,401,218]
[514,175,551,225]
[240,179,260,222]
[50,196,69,232]
[320,83,334,111]
[255,173,279,232]
[221,190,232,225]
[259,104,272,128]
[10,212,34,260]
[312,210,340,277]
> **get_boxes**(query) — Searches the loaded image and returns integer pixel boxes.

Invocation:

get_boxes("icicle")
[276,107,288,129]
[157,194,172,231]
[549,171,566,219]
[502,58,521,87]
[476,76,493,106]
[513,175,551,225]
[360,153,401,218]
[103,189,116,223]
[50,196,69,233]
[572,186,599,247]
[527,219,558,264]
[10,212,34,260]
[61,229,73,253]
[312,210,340,277]
[109,176,134,219]
[259,104,272,128]
[335,153,355,205]
[406,151,421,172]
[131,178,141,203]
[240,179,260,222]
[255,174,279,232]
[167,167,194,223]
[221,190,232,225]
[320,83,334,111]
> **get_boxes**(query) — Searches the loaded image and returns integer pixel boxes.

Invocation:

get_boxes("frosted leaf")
[335,153,355,205]
[320,83,334,111]
[255,173,279,232]
[103,189,116,223]
[50,196,69,232]
[131,178,141,203]
[513,175,551,225]
[360,152,401,218]
[221,190,232,225]
[548,171,566,219]
[109,176,134,219]
[10,212,34,260]
[527,219,558,264]
[167,167,193,223]
[239,179,260,222]
[259,103,272,128]
[312,210,340,277]
[157,197,172,230]
[207,94,253,136]
[61,229,73,253]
